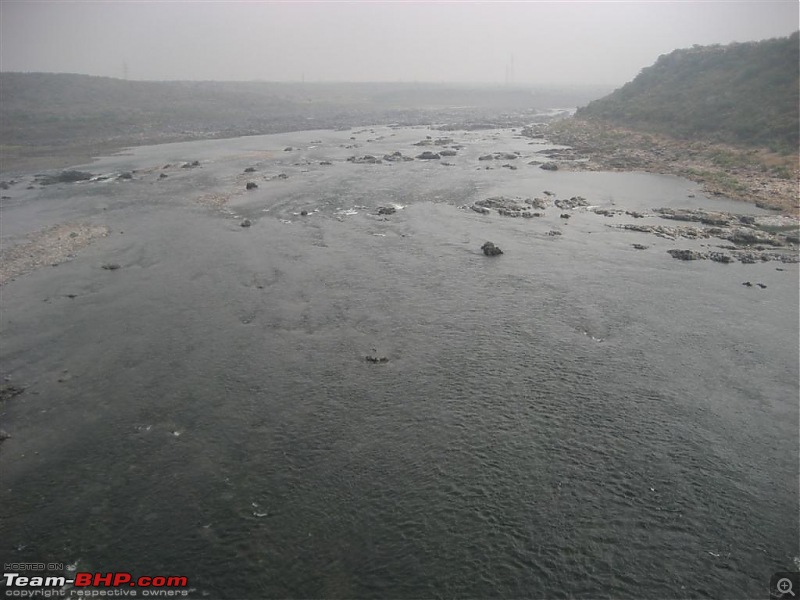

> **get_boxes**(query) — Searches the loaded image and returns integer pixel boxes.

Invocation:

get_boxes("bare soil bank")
[545,118,799,215]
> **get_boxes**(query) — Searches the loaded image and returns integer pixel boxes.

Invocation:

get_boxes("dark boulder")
[246,182,258,190]
[540,162,559,171]
[241,219,252,228]
[244,167,256,173]
[481,241,503,256]
[365,355,389,363]
[416,151,441,160]
[377,206,396,215]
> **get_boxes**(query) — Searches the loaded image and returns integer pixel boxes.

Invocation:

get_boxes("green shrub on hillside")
[577,33,799,150]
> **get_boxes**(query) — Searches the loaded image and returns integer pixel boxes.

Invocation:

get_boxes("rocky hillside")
[576,33,799,151]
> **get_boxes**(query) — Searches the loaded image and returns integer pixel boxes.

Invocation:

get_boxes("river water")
[1,125,797,599]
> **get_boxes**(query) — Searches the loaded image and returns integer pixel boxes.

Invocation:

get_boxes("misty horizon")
[1,1,797,87]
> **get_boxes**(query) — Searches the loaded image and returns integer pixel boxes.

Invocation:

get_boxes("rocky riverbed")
[1,122,797,600]
[542,118,799,214]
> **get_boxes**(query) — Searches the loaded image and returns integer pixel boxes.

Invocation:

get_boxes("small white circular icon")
[777,578,795,597]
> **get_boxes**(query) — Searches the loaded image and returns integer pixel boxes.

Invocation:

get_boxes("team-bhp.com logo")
[3,571,189,597]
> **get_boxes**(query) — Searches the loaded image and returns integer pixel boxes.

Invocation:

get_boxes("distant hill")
[576,33,799,151]
[0,73,609,172]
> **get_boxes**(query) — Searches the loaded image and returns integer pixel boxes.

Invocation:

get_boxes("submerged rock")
[416,151,441,160]
[377,206,396,215]
[241,219,252,228]
[540,162,559,171]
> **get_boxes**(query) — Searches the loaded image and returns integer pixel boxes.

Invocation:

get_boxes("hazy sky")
[1,1,797,86]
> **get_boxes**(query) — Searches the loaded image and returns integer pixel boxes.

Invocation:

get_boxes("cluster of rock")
[413,137,454,147]
[470,196,545,218]
[347,152,418,164]
[593,208,645,218]
[667,249,733,263]
[478,152,520,161]
[383,151,414,162]
[347,155,383,164]
[554,196,589,210]
[617,223,720,241]
[365,355,389,364]
[666,248,796,263]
